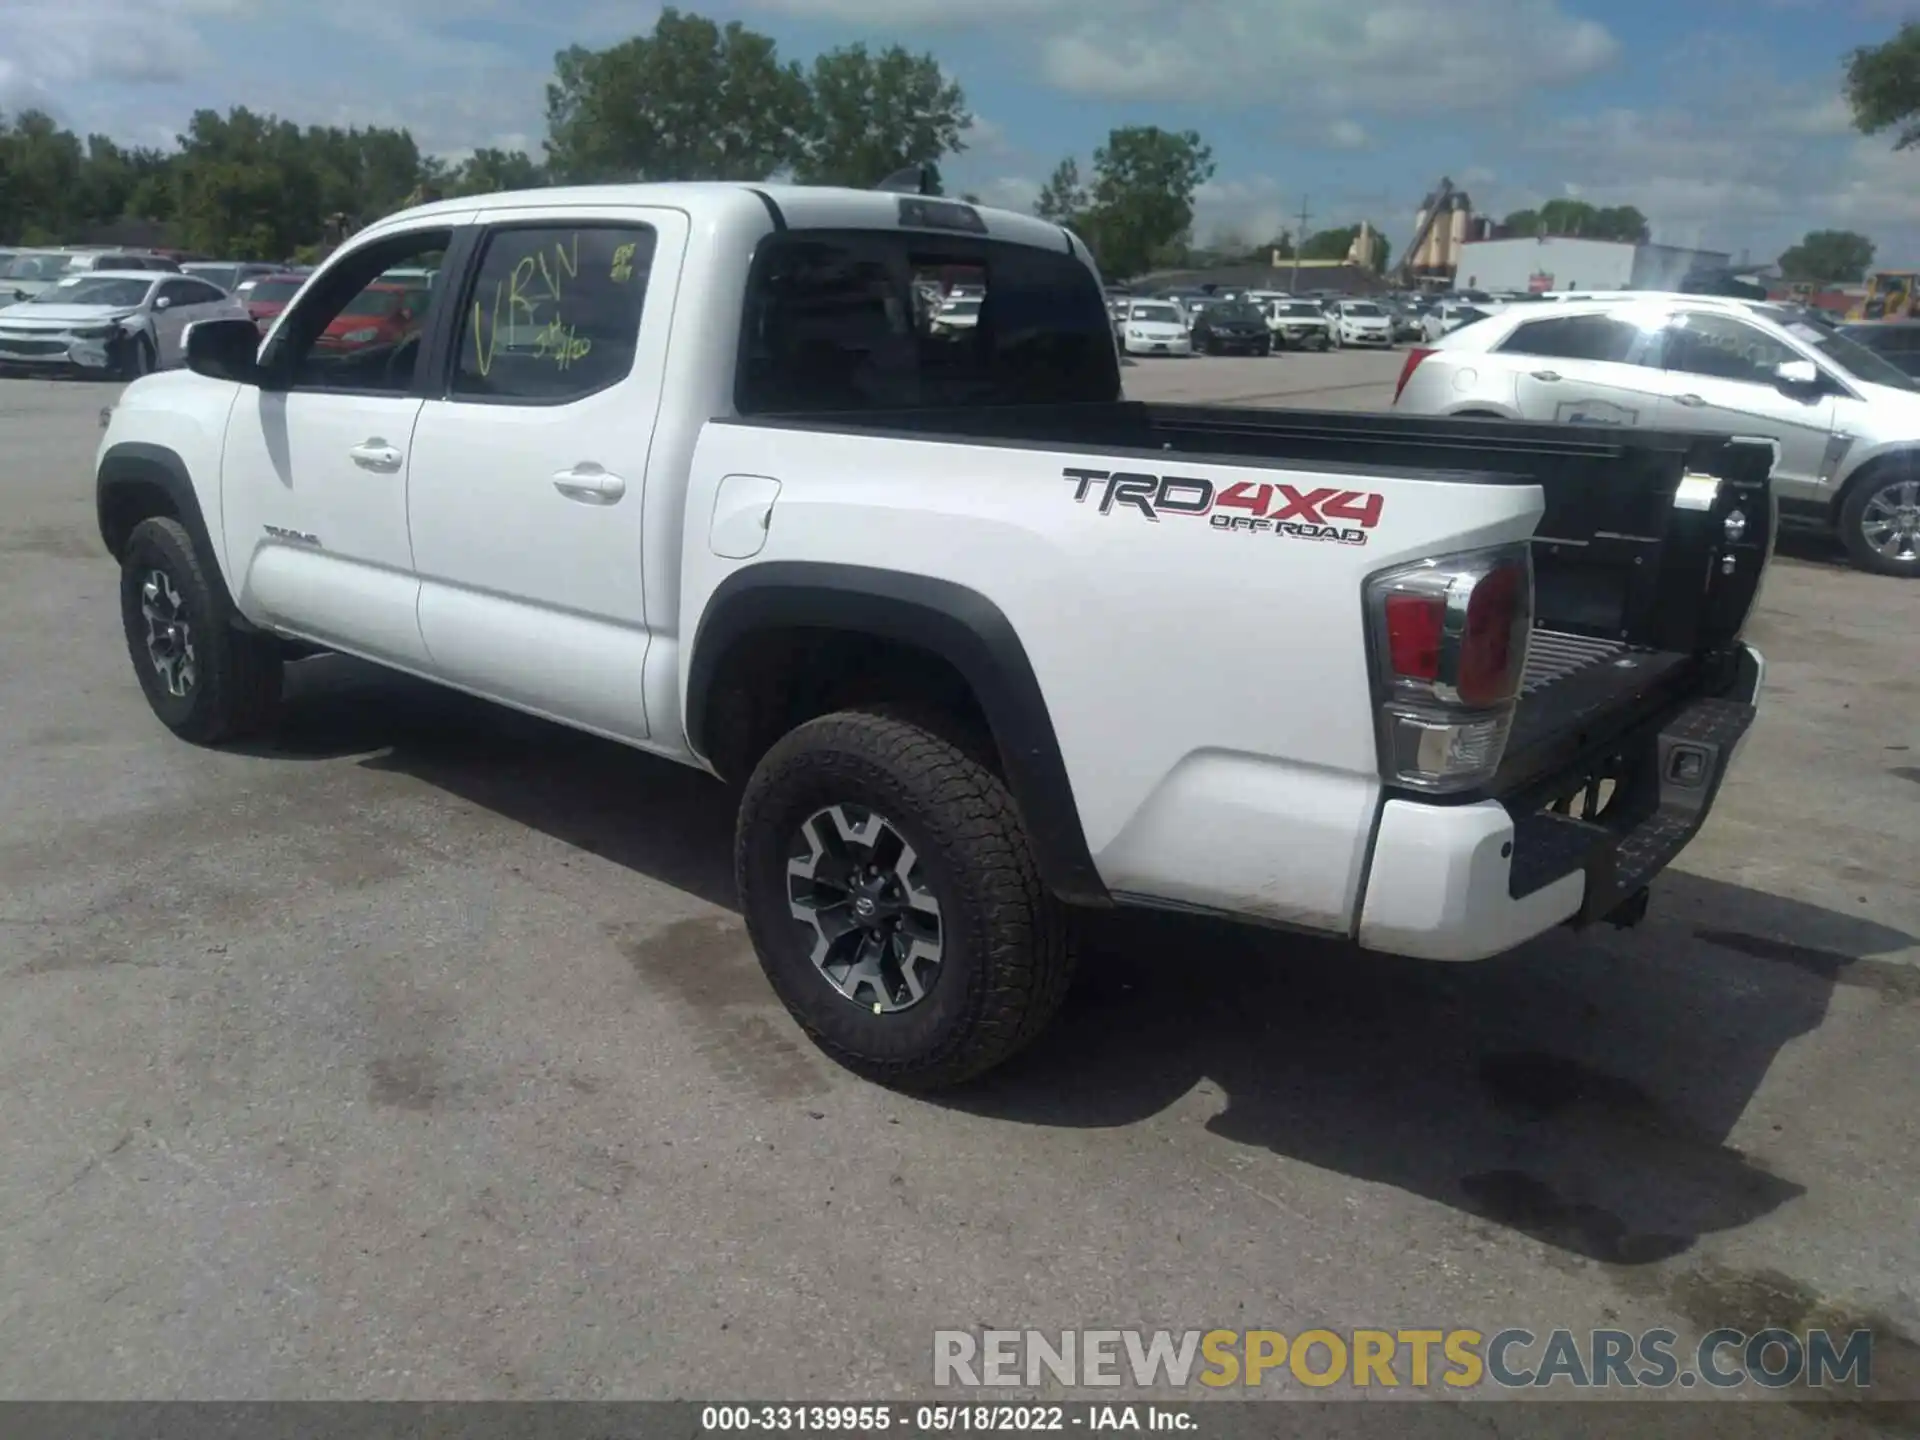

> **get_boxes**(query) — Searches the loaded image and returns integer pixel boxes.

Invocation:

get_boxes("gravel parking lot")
[2,355,1916,1426]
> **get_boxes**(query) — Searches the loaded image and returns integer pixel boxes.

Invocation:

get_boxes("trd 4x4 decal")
[1062,467,1383,546]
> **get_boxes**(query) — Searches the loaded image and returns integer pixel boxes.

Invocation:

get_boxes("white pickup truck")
[95,183,1773,1088]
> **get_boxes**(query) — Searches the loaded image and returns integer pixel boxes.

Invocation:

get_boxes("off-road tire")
[1838,467,1920,578]
[118,516,282,744]
[736,708,1077,1089]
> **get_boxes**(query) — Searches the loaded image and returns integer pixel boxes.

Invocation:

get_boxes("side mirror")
[154,296,171,311]
[1774,358,1821,391]
[185,317,267,386]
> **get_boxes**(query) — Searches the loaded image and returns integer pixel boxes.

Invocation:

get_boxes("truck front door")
[405,209,685,742]
[218,222,464,667]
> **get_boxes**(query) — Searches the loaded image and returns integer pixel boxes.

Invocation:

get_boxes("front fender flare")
[96,440,252,626]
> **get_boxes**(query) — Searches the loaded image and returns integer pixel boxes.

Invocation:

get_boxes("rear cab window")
[735,228,1120,414]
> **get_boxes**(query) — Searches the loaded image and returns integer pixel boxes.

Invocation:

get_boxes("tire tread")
[122,516,282,744]
[736,708,1076,1089]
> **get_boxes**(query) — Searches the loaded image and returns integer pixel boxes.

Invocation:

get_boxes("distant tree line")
[4,5,1906,278]
[0,6,968,261]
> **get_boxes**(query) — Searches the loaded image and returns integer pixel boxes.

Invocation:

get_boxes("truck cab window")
[736,230,1119,414]
[452,224,656,403]
[274,230,451,395]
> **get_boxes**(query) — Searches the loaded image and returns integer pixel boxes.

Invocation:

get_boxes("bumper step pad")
[1507,695,1756,919]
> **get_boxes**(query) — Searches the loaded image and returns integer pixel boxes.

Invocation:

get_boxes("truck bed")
[723,403,1771,918]
[729,399,1774,672]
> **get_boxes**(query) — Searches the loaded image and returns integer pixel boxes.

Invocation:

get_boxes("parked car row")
[1104,283,1457,358]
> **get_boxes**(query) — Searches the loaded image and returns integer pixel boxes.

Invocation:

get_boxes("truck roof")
[367,182,1080,258]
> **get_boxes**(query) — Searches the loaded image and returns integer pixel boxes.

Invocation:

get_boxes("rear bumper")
[1357,645,1762,961]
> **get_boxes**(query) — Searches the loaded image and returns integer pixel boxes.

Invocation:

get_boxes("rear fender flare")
[686,562,1108,905]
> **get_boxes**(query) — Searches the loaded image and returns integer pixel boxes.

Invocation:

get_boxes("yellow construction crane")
[1847,270,1920,322]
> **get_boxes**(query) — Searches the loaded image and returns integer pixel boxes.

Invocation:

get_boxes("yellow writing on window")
[611,242,637,283]
[534,318,591,369]
[467,234,586,378]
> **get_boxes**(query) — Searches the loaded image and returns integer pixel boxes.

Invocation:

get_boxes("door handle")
[347,440,403,471]
[552,463,626,504]
[1530,370,1561,382]
[1673,393,1706,408]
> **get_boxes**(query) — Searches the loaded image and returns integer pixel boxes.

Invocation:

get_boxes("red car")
[240,272,309,334]
[315,282,424,351]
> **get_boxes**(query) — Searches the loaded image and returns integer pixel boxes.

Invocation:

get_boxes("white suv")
[1392,295,1920,576]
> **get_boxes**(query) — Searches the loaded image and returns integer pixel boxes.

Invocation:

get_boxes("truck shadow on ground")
[264,656,1913,1268]
[951,887,1914,1266]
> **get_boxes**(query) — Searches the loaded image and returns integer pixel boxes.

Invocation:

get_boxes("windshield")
[185,265,239,290]
[246,279,304,304]
[1343,302,1384,316]
[1210,303,1263,322]
[1,253,70,281]
[941,300,981,316]
[30,277,151,308]
[1278,303,1322,317]
[1795,322,1919,391]
[1131,303,1181,324]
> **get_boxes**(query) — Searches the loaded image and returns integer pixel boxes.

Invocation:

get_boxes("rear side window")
[1498,314,1648,365]
[452,224,656,404]
[735,229,1120,414]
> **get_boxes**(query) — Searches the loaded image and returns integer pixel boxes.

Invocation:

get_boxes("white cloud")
[1323,119,1373,151]
[1,0,217,90]
[963,115,1015,158]
[1192,176,1293,246]
[754,0,1617,113]
[1511,91,1920,261]
[967,175,1043,210]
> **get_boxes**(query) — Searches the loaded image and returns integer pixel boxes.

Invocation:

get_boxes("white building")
[1453,236,1731,294]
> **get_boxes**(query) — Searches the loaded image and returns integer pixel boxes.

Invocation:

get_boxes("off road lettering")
[1063,466,1382,542]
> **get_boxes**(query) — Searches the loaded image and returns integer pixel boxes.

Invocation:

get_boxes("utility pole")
[1289,196,1311,294]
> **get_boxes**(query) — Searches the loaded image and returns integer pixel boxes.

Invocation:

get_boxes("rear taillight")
[1392,346,1435,404]
[1365,545,1533,792]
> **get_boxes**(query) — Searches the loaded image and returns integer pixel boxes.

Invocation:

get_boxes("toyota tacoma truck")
[94,184,1773,1088]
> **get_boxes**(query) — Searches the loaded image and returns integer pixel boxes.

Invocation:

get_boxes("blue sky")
[5,0,1918,265]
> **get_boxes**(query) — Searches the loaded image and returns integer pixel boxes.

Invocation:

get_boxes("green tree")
[794,43,969,188]
[1033,157,1088,226]
[1778,229,1876,284]
[1069,126,1215,279]
[450,147,547,196]
[0,111,88,243]
[1846,23,1920,150]
[1298,224,1390,269]
[544,7,808,183]
[1505,199,1648,243]
[1592,205,1650,243]
[0,103,446,256]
